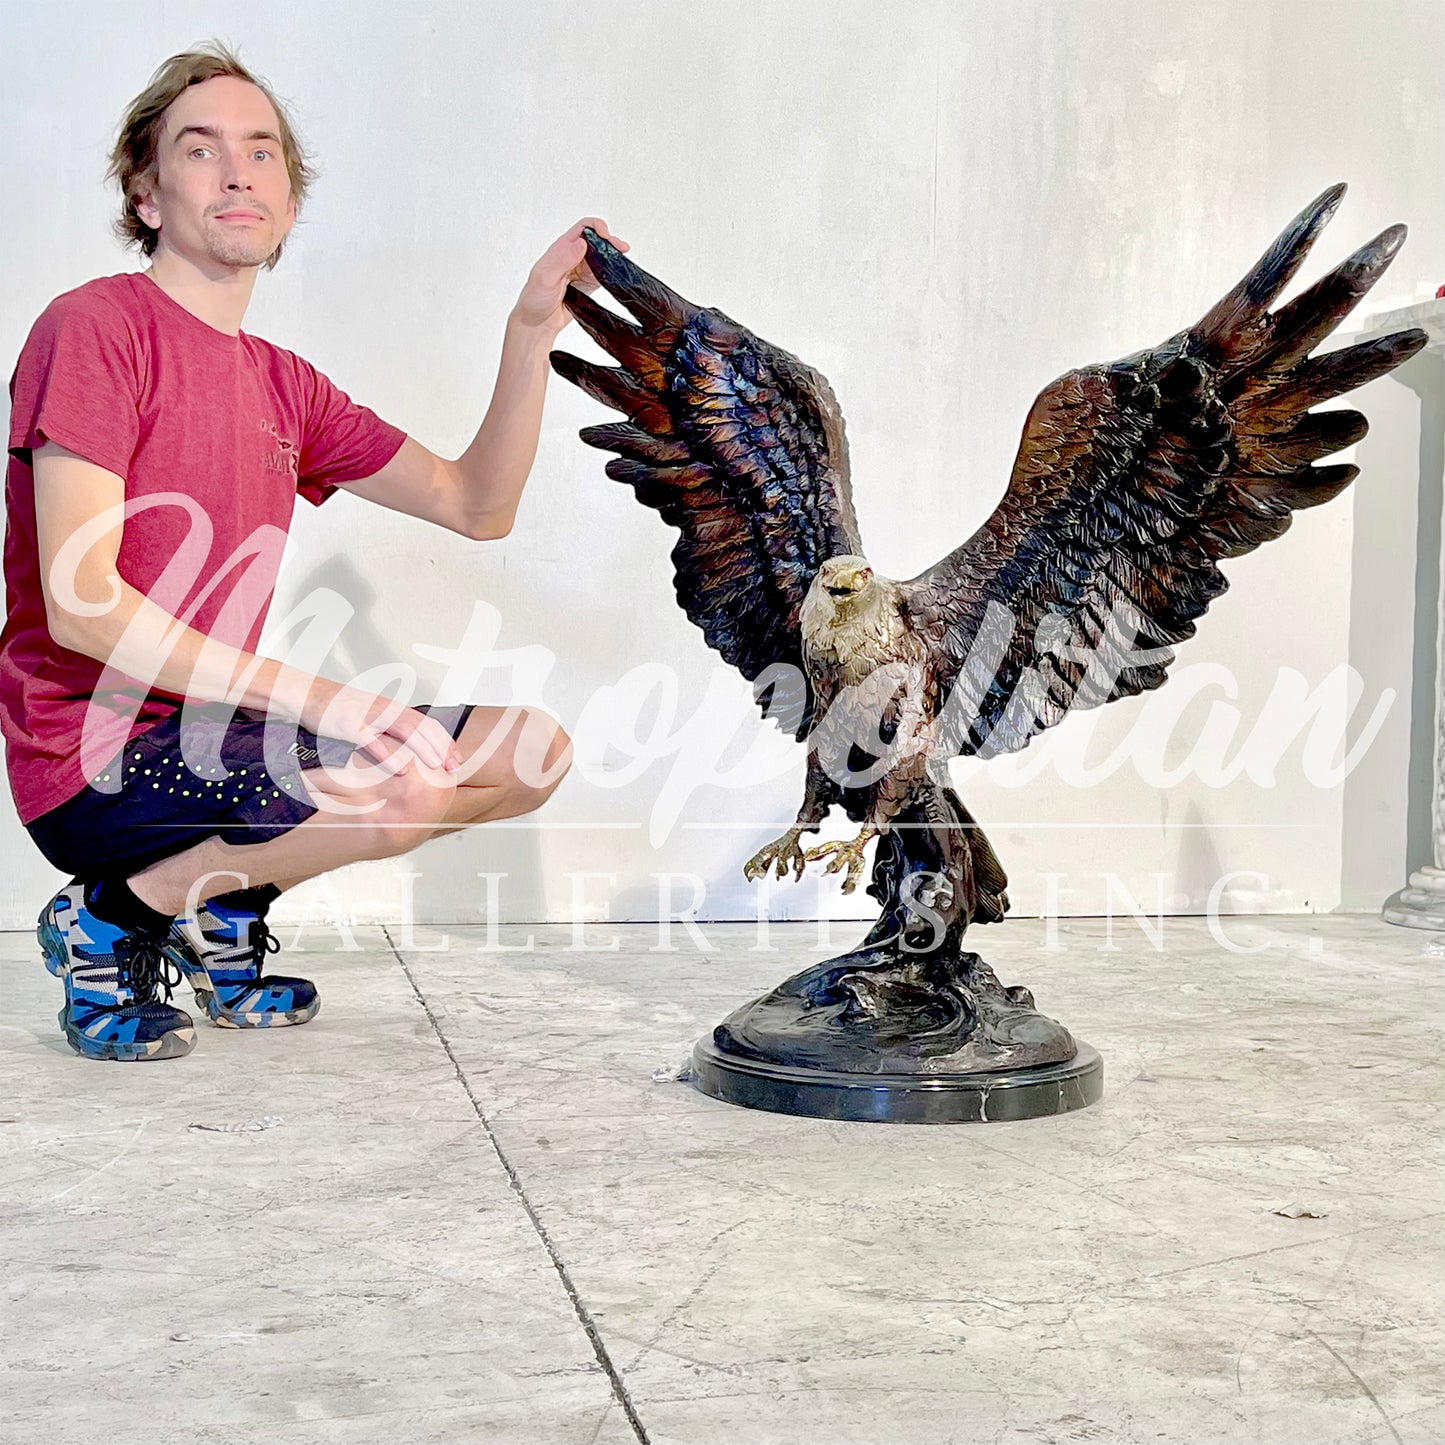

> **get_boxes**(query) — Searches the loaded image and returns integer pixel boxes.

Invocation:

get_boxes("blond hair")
[106,41,317,270]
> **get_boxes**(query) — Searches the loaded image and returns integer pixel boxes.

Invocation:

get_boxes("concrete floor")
[1,913,1442,1445]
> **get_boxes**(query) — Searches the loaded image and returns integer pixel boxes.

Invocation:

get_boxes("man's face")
[134,75,297,271]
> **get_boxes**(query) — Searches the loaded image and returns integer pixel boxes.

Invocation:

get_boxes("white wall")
[1,0,1441,929]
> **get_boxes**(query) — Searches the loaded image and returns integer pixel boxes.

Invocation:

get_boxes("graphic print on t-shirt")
[260,418,299,477]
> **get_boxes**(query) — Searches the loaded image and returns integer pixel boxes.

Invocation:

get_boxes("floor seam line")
[385,927,651,1445]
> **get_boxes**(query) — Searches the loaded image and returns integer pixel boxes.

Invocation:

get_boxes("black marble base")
[691,1037,1103,1124]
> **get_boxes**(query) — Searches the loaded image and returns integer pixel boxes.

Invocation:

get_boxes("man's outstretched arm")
[342,216,629,540]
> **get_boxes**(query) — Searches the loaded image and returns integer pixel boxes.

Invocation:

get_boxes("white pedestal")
[1377,300,1445,928]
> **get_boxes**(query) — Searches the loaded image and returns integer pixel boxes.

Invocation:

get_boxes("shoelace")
[246,919,282,982]
[115,932,184,1006]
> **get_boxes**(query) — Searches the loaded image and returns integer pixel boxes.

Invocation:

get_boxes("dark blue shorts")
[26,701,476,880]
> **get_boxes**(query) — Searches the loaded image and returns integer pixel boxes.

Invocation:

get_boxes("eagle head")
[817,555,875,601]
[801,554,900,667]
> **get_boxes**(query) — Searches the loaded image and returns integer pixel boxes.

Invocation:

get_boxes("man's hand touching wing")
[511,217,629,338]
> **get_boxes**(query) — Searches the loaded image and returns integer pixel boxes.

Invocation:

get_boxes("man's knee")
[540,714,573,790]
[508,710,572,815]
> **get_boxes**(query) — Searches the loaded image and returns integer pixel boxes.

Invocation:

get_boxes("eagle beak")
[825,564,873,597]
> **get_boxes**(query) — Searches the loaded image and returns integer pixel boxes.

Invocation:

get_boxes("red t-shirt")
[2,271,406,824]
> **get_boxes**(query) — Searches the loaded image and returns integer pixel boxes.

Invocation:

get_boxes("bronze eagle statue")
[550,187,1425,951]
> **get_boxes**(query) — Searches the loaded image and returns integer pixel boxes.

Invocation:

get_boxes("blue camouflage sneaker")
[38,882,195,1062]
[169,899,319,1029]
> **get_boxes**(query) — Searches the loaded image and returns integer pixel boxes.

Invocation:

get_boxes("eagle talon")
[804,829,878,895]
[745,828,808,884]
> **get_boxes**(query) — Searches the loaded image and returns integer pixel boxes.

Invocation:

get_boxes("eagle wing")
[550,231,861,738]
[908,184,1428,759]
